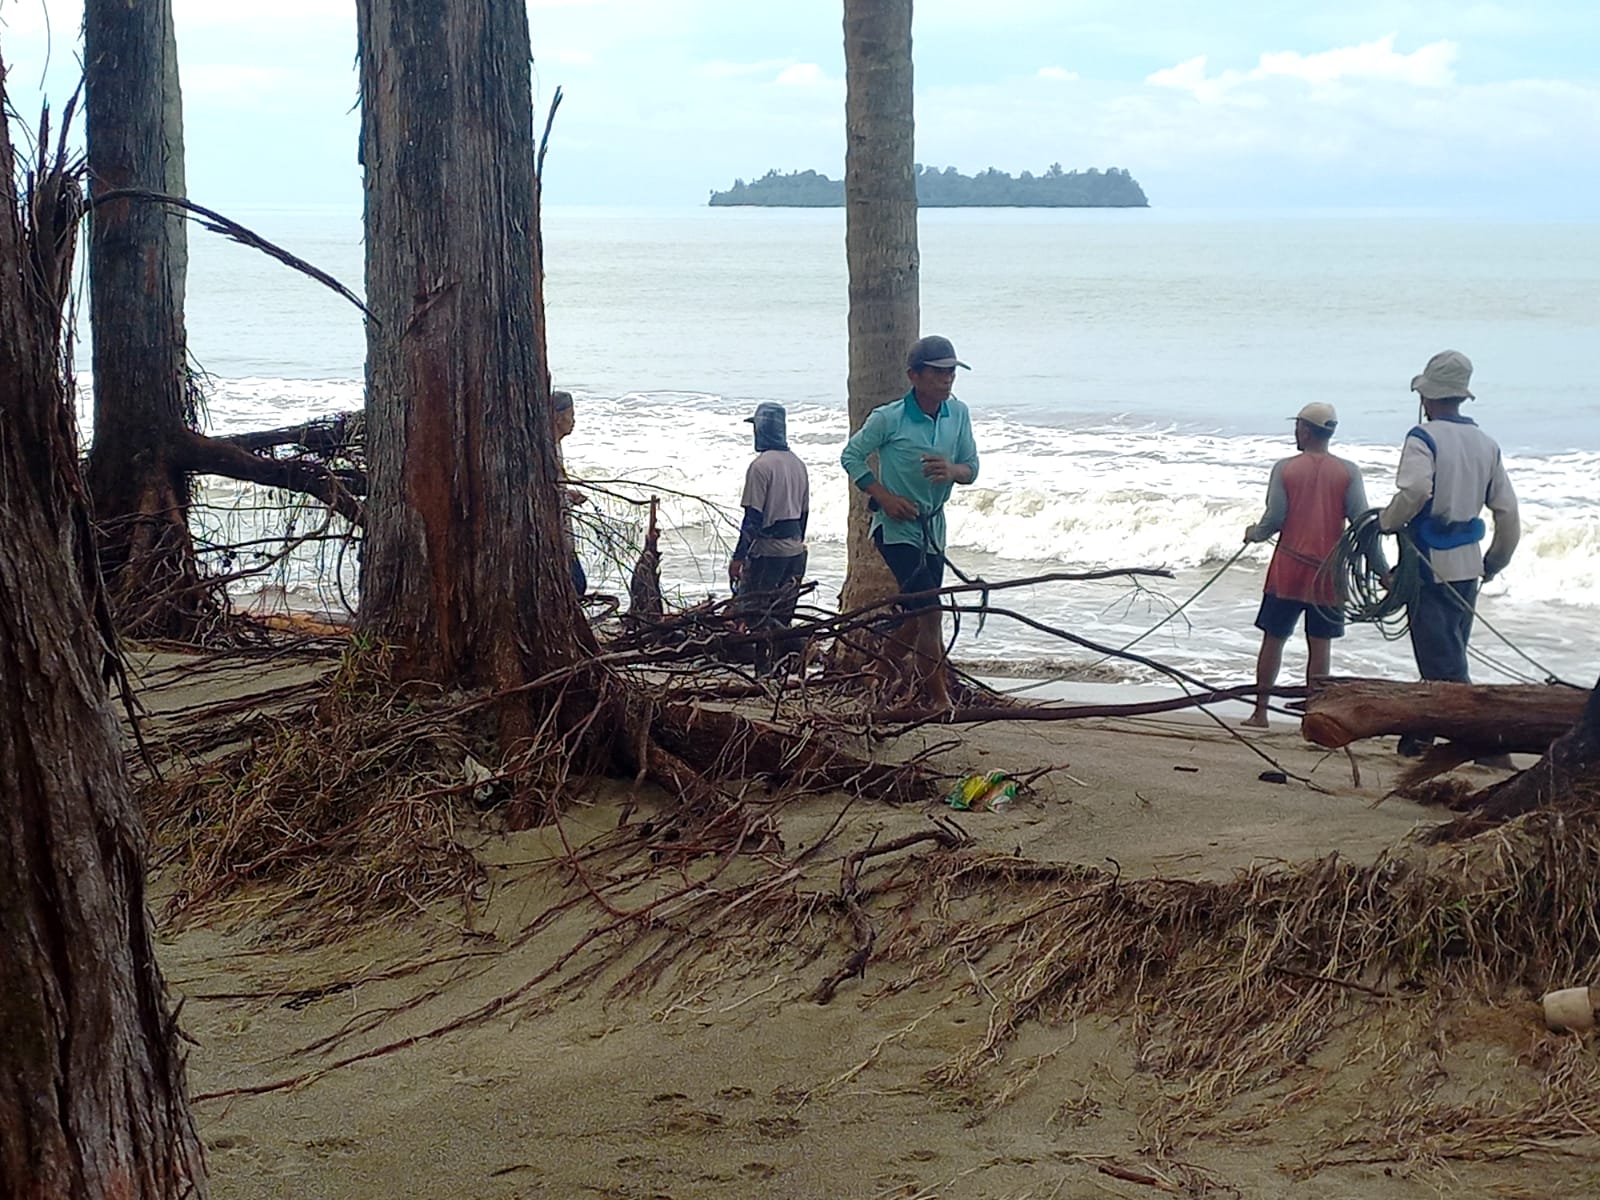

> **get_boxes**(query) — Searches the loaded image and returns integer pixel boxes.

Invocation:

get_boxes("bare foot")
[1241,713,1270,729]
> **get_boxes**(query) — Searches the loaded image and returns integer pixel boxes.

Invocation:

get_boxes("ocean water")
[82,206,1600,690]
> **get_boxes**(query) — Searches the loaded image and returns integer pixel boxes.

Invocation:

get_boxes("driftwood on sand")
[1301,678,1588,753]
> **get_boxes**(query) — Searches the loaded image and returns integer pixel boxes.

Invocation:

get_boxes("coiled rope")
[1322,508,1581,688]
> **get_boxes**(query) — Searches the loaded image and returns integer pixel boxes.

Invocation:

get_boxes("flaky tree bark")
[1426,677,1600,841]
[839,0,919,611]
[0,79,206,1200]
[83,0,204,637]
[355,1,587,691]
[83,3,363,638]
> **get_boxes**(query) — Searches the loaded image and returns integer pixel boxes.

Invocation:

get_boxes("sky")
[1,0,1597,213]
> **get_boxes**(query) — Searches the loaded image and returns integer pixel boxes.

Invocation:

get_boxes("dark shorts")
[739,551,807,629]
[1255,593,1344,640]
[873,529,945,610]
[737,551,808,673]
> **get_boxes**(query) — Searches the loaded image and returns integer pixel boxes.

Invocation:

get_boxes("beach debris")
[461,753,496,805]
[626,496,664,619]
[1542,986,1596,1033]
[1258,770,1288,785]
[980,776,1017,812]
[944,770,1012,811]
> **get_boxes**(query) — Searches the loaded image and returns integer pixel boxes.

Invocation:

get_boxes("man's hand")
[728,558,744,586]
[876,492,920,522]
[920,455,968,485]
[866,481,920,522]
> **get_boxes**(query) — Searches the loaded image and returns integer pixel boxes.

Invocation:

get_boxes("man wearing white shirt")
[1380,350,1520,756]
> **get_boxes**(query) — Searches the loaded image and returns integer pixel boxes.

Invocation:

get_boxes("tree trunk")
[1425,677,1600,840]
[1301,679,1587,753]
[84,0,204,638]
[839,0,919,611]
[0,83,206,1200]
[355,0,588,693]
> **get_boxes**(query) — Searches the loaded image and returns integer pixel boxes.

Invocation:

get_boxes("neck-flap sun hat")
[1411,350,1475,401]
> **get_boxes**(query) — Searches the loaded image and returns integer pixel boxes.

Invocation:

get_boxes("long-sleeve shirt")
[733,449,810,560]
[1379,415,1519,583]
[839,392,979,551]
[1246,451,1372,604]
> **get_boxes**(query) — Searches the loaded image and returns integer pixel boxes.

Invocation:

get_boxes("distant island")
[709,164,1149,208]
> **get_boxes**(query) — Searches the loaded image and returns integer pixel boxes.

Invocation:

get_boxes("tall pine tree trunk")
[0,82,205,1200]
[839,0,919,611]
[355,0,587,697]
[84,0,204,638]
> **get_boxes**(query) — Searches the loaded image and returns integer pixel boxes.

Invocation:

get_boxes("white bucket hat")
[1411,350,1475,400]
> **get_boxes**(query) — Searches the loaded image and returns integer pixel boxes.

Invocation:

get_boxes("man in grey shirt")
[729,403,810,672]
[1379,350,1520,757]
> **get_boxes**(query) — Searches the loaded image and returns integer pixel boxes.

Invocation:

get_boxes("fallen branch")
[865,683,1307,729]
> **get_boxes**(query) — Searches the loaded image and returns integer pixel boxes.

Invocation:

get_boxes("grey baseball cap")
[1411,350,1475,400]
[743,401,787,425]
[906,335,970,371]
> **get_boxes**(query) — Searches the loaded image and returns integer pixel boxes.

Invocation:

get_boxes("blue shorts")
[1255,593,1344,640]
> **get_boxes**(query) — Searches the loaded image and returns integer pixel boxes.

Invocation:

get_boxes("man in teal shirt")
[840,334,981,707]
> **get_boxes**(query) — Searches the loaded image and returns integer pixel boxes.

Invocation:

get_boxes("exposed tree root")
[137,639,937,933]
[1423,681,1600,843]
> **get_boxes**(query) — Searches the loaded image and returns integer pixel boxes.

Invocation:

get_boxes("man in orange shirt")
[1241,403,1377,727]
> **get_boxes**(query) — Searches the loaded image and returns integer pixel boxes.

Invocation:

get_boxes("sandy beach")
[125,645,1600,1200]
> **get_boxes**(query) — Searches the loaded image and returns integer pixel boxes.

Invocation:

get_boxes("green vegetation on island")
[709,163,1149,208]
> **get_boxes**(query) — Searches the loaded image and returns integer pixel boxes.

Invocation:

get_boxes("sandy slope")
[135,654,1599,1198]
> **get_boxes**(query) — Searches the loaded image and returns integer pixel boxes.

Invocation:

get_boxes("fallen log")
[177,428,367,526]
[214,411,362,458]
[1301,679,1587,753]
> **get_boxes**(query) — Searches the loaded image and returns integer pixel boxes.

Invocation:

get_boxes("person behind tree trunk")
[1240,402,1380,727]
[553,388,586,595]
[728,402,810,674]
[839,334,980,709]
[1379,350,1520,758]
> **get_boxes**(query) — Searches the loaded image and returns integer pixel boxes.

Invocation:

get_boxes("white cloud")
[1255,34,1456,87]
[775,62,826,87]
[542,48,596,67]
[182,64,291,102]
[1148,35,1458,104]
[698,58,793,79]
[173,0,346,33]
[1037,66,1079,82]
[1147,56,1222,97]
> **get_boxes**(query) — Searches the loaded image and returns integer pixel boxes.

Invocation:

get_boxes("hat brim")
[1412,374,1474,400]
[1289,416,1337,432]
[914,357,970,370]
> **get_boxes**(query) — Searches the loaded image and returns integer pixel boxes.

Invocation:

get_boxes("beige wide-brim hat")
[1412,349,1475,400]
